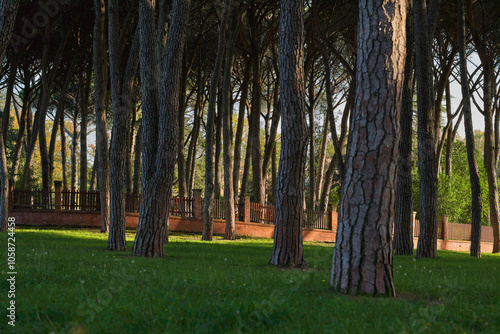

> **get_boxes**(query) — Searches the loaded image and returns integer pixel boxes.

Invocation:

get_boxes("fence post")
[412,211,417,237]
[441,215,449,241]
[8,179,14,211]
[328,208,338,232]
[54,181,62,212]
[193,189,203,219]
[243,194,251,223]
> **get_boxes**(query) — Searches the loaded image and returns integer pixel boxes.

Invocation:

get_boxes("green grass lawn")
[1,228,499,333]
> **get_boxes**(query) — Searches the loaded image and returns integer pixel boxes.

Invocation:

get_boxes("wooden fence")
[413,219,494,242]
[10,188,334,230]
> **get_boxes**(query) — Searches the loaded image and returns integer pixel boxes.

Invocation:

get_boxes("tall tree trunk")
[202,0,229,240]
[133,0,191,257]
[108,2,140,251]
[233,61,250,204]
[331,0,406,296]
[468,0,499,253]
[60,110,68,190]
[178,56,188,199]
[458,0,481,257]
[269,0,308,268]
[71,104,79,192]
[214,103,222,200]
[80,67,91,192]
[222,0,240,240]
[93,0,110,232]
[414,0,439,259]
[250,55,265,204]
[315,113,329,209]
[445,81,453,177]
[395,1,415,256]
[308,70,316,210]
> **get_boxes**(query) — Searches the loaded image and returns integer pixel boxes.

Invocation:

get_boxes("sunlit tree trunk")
[331,0,406,296]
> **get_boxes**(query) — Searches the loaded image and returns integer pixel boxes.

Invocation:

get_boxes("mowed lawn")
[1,228,499,333]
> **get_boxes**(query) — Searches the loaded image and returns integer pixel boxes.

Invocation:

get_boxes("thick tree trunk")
[93,0,110,232]
[458,0,481,257]
[331,0,406,296]
[202,0,229,241]
[414,0,439,259]
[395,2,415,256]
[269,0,308,268]
[133,0,190,257]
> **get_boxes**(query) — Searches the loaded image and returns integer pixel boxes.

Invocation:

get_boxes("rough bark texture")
[414,0,439,259]
[133,0,190,257]
[108,1,139,251]
[202,0,229,241]
[331,0,406,296]
[458,0,481,257]
[395,1,415,256]
[269,0,307,268]
[93,0,110,232]
[0,0,20,64]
